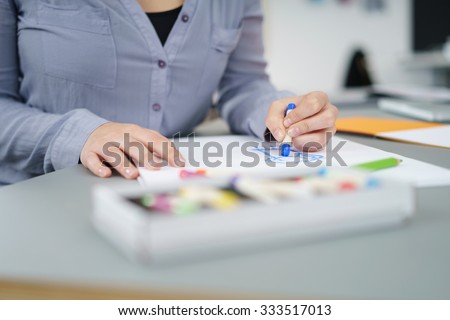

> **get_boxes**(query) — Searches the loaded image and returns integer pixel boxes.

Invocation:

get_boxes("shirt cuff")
[47,109,109,171]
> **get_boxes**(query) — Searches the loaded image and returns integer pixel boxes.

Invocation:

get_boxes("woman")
[0,0,338,185]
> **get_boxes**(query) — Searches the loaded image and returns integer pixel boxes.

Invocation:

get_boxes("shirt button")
[158,60,166,69]
[181,14,189,23]
[152,103,161,112]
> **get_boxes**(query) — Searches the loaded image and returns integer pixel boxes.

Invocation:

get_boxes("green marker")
[352,157,402,172]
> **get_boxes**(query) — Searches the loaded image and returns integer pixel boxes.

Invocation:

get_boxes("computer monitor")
[413,0,450,52]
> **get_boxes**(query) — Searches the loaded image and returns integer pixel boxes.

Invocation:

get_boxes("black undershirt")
[146,6,182,46]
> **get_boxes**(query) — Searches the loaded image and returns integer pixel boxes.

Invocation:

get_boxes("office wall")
[262,0,429,96]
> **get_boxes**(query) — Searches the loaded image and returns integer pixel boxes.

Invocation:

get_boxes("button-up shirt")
[0,0,292,185]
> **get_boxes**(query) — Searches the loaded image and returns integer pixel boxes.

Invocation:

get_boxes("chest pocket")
[197,25,242,95]
[38,1,117,88]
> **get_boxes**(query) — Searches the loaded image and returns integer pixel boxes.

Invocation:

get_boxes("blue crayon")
[280,103,296,157]
[317,167,328,177]
[366,178,381,189]
[281,144,291,157]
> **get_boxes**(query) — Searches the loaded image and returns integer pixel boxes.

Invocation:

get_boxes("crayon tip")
[230,175,241,189]
[318,167,328,177]
[366,178,381,189]
[339,181,357,191]
[281,144,291,157]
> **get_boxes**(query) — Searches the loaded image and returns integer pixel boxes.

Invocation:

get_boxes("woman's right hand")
[80,122,185,179]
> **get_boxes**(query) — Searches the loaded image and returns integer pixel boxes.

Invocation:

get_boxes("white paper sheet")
[138,135,450,188]
[376,126,450,149]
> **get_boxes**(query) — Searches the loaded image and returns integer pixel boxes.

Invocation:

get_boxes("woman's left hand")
[265,91,339,151]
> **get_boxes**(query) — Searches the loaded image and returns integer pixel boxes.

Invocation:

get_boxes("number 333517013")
[260,304,331,316]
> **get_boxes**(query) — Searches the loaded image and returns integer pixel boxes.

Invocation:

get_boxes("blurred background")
[261,0,450,101]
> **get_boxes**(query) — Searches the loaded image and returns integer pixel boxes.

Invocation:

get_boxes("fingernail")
[288,127,300,137]
[176,160,186,168]
[177,154,186,167]
[98,167,107,177]
[284,118,293,127]
[274,129,284,141]
[125,168,134,177]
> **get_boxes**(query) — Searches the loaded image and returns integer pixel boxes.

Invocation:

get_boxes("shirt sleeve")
[0,0,108,176]
[216,0,295,139]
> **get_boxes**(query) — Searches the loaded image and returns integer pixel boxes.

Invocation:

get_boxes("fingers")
[80,122,185,180]
[265,99,300,142]
[287,103,338,138]
[284,91,329,128]
[133,128,185,167]
[82,151,112,178]
[292,127,336,152]
[120,137,163,171]
[265,101,287,141]
[100,146,139,179]
[265,92,332,142]
[107,124,184,169]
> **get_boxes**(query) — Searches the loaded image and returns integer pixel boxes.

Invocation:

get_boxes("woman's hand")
[80,122,185,179]
[265,91,338,151]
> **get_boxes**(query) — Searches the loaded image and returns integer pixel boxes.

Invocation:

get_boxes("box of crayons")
[92,168,415,263]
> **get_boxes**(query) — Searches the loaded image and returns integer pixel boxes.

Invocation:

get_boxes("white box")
[92,170,415,263]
